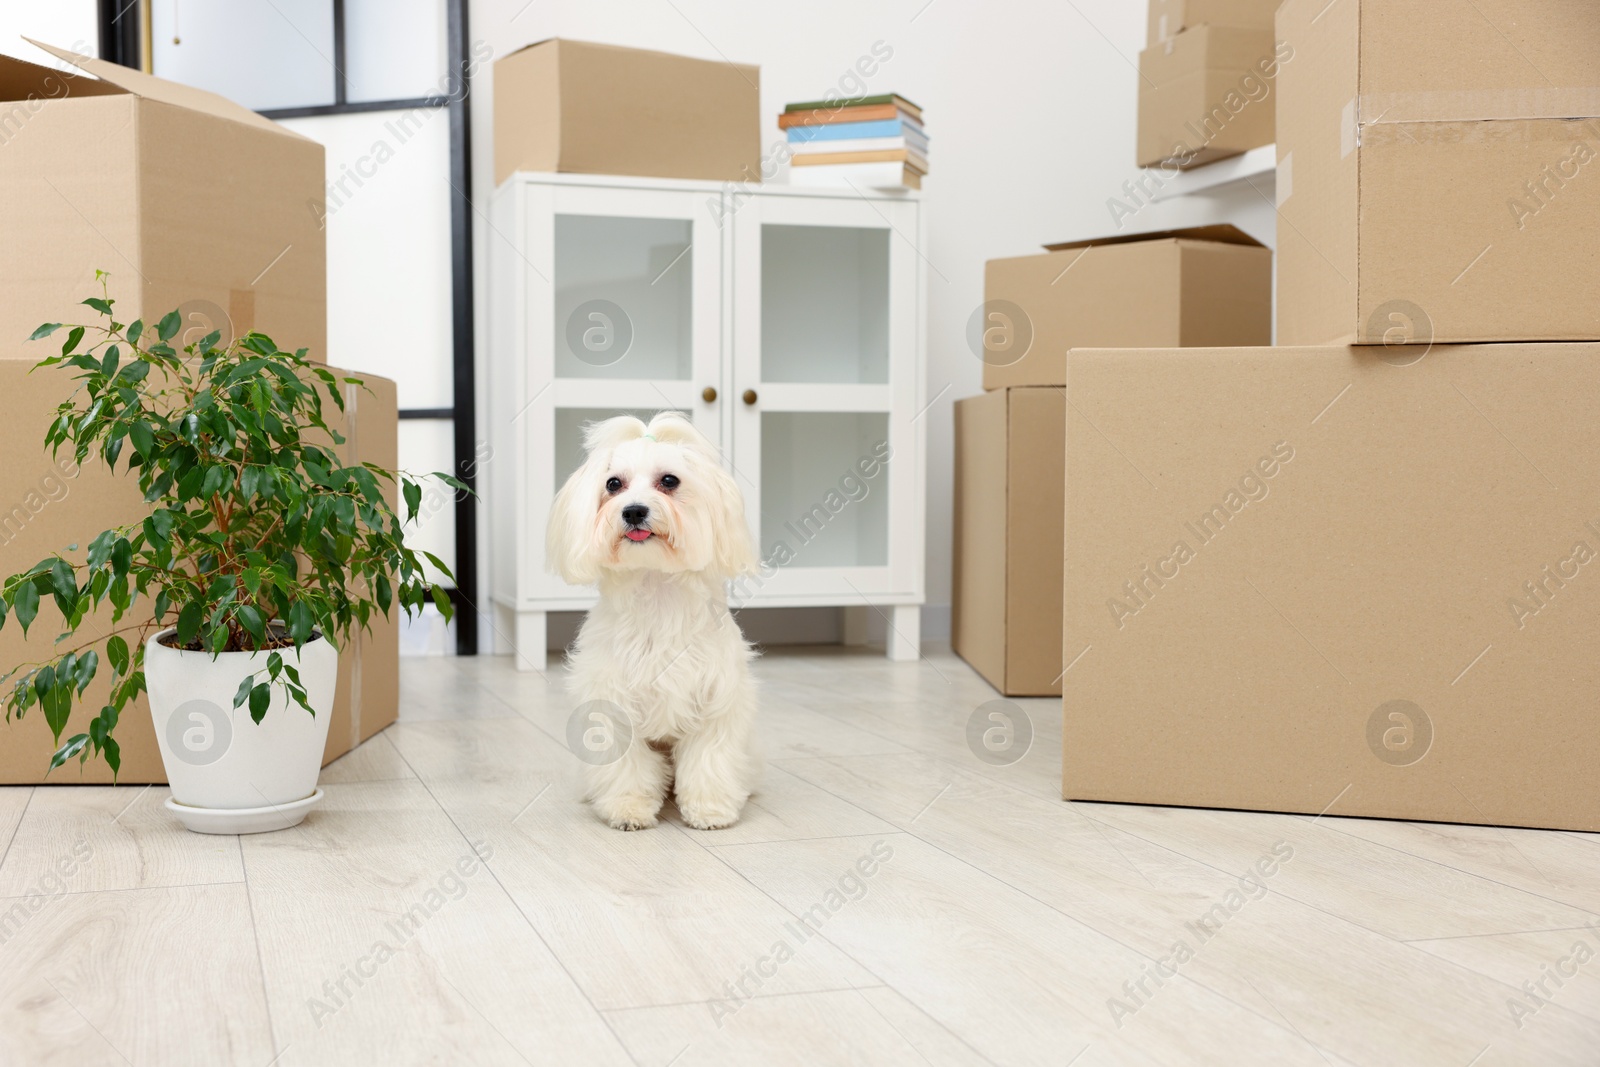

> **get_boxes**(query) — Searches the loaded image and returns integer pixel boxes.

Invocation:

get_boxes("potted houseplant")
[0,276,460,833]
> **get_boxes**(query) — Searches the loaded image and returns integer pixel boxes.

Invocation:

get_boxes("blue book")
[787,118,925,144]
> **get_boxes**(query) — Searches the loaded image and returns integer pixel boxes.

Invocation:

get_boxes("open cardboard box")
[1275,0,1600,345]
[982,225,1271,391]
[0,41,326,361]
[0,39,397,784]
[1064,342,1600,831]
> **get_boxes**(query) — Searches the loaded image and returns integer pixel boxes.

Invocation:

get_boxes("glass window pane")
[277,109,454,409]
[150,0,336,112]
[554,216,693,381]
[760,412,889,568]
[762,225,889,385]
[344,0,448,103]
[555,408,694,488]
[398,418,456,587]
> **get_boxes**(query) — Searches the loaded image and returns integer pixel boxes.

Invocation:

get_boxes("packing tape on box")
[1358,87,1600,125]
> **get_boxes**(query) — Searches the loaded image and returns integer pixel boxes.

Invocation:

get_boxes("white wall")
[465,0,1276,645]
[0,4,96,67]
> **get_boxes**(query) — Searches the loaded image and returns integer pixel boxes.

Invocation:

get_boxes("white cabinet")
[488,174,925,671]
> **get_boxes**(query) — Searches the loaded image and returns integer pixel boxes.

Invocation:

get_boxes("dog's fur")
[547,412,759,831]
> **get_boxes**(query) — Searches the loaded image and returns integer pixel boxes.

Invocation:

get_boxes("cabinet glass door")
[733,193,920,600]
[520,182,724,599]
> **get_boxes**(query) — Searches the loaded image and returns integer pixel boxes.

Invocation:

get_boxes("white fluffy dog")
[547,412,759,831]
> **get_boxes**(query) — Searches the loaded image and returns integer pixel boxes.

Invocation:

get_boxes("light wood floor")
[2,645,1599,1066]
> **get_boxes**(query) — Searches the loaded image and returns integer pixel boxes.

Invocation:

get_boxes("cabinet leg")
[886,605,921,662]
[514,610,547,673]
[842,605,871,647]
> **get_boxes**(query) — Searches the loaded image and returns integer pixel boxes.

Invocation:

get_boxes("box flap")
[1044,223,1264,252]
[24,37,312,141]
[0,50,125,101]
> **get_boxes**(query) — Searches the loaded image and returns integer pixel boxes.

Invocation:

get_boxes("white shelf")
[1151,143,1276,201]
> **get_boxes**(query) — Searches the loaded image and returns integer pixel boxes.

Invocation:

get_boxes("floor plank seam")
[680,821,1004,1067]
[383,730,645,1067]
[0,877,248,903]
[776,762,1446,1061]
[1315,819,1600,922]
[597,982,891,1015]
[239,840,285,1061]
[0,787,36,873]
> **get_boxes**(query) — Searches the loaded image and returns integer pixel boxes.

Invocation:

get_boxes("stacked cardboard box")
[954,227,1271,696]
[0,43,399,784]
[1063,0,1600,831]
[1137,0,1283,168]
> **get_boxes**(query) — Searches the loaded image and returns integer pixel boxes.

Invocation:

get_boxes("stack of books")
[781,93,927,190]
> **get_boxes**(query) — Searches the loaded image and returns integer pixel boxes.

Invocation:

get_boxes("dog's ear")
[547,416,646,585]
[703,457,760,579]
[546,454,602,586]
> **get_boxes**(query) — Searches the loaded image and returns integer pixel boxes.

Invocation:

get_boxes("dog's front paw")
[596,795,661,832]
[678,798,744,831]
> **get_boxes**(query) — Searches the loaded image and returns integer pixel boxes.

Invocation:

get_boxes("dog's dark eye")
[660,473,680,490]
[605,477,623,493]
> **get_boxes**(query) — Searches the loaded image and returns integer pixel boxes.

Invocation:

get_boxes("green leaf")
[100,346,120,378]
[62,326,85,356]
[288,600,314,645]
[30,323,62,341]
[127,319,143,345]
[13,582,39,635]
[176,602,203,647]
[82,297,114,315]
[248,683,270,724]
[107,635,130,675]
[130,421,155,457]
[42,677,71,742]
[111,538,132,577]
[422,551,455,581]
[49,559,77,617]
[236,604,266,647]
[48,734,89,772]
[157,309,182,341]
[73,651,97,696]
[234,672,256,709]
[403,480,422,521]
[102,736,120,778]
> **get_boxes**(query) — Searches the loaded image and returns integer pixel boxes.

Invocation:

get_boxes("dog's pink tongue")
[625,529,652,542]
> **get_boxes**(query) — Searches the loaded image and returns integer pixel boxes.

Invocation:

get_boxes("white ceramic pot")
[145,628,338,834]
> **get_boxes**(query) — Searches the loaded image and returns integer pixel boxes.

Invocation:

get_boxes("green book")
[784,92,921,116]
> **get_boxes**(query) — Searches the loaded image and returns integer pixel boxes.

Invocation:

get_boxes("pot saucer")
[165,788,325,835]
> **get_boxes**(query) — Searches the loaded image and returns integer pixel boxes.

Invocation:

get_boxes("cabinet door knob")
[702,386,718,403]
[742,389,758,406]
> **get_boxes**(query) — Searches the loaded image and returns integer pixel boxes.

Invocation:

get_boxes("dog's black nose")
[621,504,650,526]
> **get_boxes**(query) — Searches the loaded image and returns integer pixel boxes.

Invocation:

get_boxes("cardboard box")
[1148,0,1279,47]
[494,38,760,185]
[0,366,400,784]
[953,388,1066,696]
[1275,0,1600,346]
[0,41,326,360]
[1064,342,1600,831]
[1137,26,1285,168]
[981,225,1271,391]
